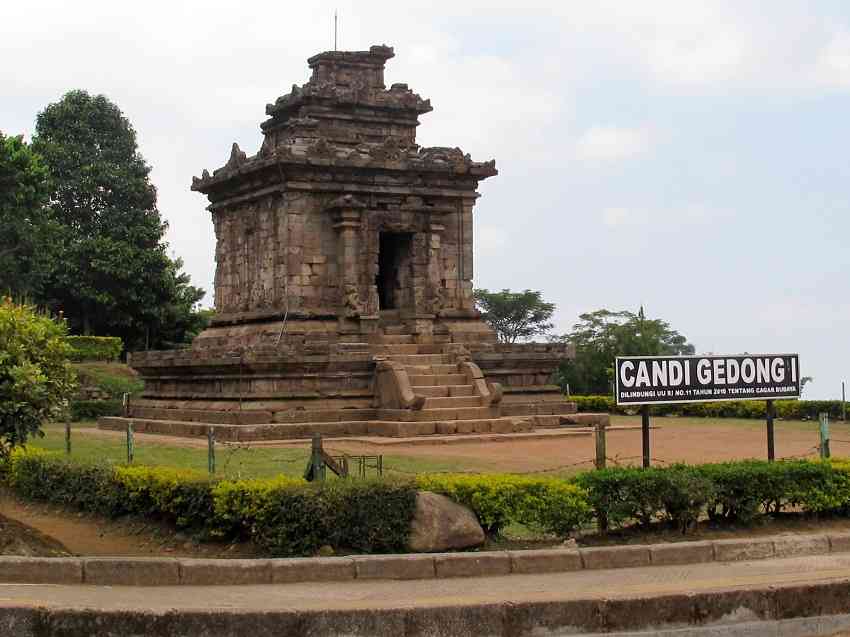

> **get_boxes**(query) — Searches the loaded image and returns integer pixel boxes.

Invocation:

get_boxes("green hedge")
[65,336,123,362]
[575,460,850,532]
[69,399,123,421]
[3,451,417,555]
[572,395,850,420]
[7,451,850,551]
[416,474,591,536]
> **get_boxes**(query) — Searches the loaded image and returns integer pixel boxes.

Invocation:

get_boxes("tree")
[0,298,77,458]
[556,307,695,395]
[31,90,204,349]
[0,132,53,297]
[473,289,555,343]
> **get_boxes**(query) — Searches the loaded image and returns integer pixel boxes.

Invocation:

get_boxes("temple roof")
[192,44,497,194]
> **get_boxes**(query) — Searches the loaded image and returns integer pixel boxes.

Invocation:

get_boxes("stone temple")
[100,45,600,441]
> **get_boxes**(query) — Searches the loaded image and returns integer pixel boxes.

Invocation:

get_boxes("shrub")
[0,299,77,457]
[0,451,418,556]
[69,399,123,421]
[65,336,123,362]
[417,474,591,537]
[114,465,214,530]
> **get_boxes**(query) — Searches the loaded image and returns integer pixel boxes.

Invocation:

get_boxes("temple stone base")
[98,321,601,441]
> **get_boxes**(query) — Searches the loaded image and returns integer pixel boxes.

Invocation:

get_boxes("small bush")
[417,474,591,537]
[65,336,123,362]
[69,399,123,421]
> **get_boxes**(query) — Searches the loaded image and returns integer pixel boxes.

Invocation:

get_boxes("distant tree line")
[1,90,209,351]
[474,289,695,395]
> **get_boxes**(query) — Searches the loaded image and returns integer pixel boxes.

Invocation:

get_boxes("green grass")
[72,362,144,398]
[28,422,494,480]
[28,415,844,480]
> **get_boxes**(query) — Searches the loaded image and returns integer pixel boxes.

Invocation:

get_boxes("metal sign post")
[766,399,775,462]
[641,405,651,468]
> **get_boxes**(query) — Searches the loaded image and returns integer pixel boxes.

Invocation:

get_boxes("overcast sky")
[3,1,849,399]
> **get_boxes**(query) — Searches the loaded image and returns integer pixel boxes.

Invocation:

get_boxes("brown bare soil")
[326,416,836,474]
[0,490,259,558]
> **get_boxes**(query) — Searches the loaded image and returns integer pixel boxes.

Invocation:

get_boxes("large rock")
[408,491,485,553]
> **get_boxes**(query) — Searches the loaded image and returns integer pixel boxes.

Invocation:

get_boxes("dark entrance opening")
[376,232,412,310]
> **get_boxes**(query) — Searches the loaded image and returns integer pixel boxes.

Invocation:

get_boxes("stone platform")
[100,330,606,442]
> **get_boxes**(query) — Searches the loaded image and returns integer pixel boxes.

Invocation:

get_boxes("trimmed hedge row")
[69,399,123,421]
[6,451,850,554]
[572,395,849,420]
[65,336,123,362]
[416,474,591,536]
[4,451,417,556]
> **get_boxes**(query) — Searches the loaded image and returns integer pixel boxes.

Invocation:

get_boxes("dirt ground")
[324,416,837,474]
[76,415,840,475]
[0,490,259,558]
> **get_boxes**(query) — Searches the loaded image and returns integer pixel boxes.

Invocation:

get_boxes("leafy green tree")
[0,298,77,458]
[473,289,555,343]
[0,132,53,297]
[556,307,695,395]
[31,90,204,349]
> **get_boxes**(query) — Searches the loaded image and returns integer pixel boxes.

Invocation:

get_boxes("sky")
[3,1,849,399]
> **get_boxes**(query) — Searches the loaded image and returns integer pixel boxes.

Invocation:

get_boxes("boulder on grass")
[408,491,485,553]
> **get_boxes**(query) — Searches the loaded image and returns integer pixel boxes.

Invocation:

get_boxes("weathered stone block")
[713,538,774,562]
[0,557,83,584]
[649,541,714,566]
[179,559,271,585]
[84,558,180,586]
[580,545,650,570]
[353,555,435,580]
[509,549,582,574]
[271,557,354,583]
[434,552,510,578]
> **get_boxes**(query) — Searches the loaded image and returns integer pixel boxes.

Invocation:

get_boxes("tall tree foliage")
[557,308,695,395]
[31,90,204,349]
[473,289,555,343]
[0,132,53,297]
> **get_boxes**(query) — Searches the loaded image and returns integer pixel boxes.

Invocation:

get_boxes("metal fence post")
[207,427,216,474]
[311,433,326,481]
[820,412,831,459]
[64,419,71,456]
[595,422,607,470]
[126,422,134,464]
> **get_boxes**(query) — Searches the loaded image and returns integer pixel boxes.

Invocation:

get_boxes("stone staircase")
[370,334,499,424]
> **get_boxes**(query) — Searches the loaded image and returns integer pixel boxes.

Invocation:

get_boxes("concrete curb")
[1,531,848,586]
[3,579,850,636]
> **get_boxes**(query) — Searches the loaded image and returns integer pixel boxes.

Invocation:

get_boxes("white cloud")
[600,203,722,228]
[814,30,850,88]
[575,126,651,162]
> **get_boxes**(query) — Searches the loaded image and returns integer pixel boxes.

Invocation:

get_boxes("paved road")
[2,552,850,612]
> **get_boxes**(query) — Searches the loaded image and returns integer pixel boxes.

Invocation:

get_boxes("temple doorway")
[376,232,412,310]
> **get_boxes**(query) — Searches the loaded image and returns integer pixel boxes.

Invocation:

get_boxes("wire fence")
[50,413,844,481]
